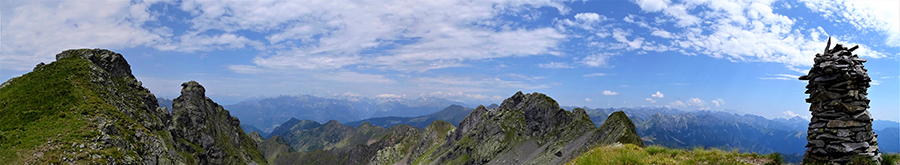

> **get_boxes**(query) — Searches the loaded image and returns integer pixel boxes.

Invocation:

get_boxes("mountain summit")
[0,49,264,164]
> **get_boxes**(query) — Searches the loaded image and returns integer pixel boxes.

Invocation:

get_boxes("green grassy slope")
[0,57,133,164]
[569,144,779,165]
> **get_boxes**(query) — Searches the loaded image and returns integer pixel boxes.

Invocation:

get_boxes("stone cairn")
[800,37,880,164]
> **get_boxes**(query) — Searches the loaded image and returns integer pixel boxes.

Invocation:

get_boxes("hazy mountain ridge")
[0,49,264,164]
[253,92,644,164]
[225,95,464,132]
[571,107,899,160]
[344,104,476,128]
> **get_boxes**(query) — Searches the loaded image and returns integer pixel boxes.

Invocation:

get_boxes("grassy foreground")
[568,144,781,165]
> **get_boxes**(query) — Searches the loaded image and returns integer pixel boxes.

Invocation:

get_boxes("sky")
[1,0,898,121]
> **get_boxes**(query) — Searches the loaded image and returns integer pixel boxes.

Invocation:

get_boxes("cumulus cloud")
[574,13,605,23]
[0,0,169,70]
[686,98,705,106]
[669,100,686,107]
[645,98,657,103]
[602,90,618,95]
[625,0,893,68]
[711,98,724,107]
[585,98,593,102]
[651,91,664,98]
[800,0,900,47]
[612,29,644,50]
[181,0,570,72]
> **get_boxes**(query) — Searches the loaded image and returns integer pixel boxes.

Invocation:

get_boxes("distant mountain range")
[343,104,495,129]
[223,95,465,132]
[252,92,644,164]
[565,106,900,163]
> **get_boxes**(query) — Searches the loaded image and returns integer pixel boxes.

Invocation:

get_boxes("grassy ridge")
[0,58,117,164]
[569,144,779,165]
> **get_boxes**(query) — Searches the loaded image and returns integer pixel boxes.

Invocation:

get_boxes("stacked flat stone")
[799,38,880,164]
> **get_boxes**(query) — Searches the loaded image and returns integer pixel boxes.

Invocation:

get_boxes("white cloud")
[583,73,607,77]
[376,93,404,98]
[175,0,571,72]
[711,98,724,107]
[612,29,644,50]
[602,90,618,96]
[581,52,617,67]
[651,91,664,98]
[161,33,263,53]
[507,73,547,81]
[782,110,809,119]
[585,98,593,102]
[669,100,686,107]
[760,74,800,80]
[538,62,575,69]
[870,79,881,85]
[650,30,675,38]
[800,0,900,47]
[574,13,605,23]
[624,0,893,69]
[633,0,670,12]
[227,65,264,74]
[645,98,657,103]
[686,98,705,106]
[0,0,168,70]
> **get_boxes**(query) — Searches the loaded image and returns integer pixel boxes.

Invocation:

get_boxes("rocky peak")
[324,120,343,127]
[497,91,571,137]
[594,111,645,147]
[55,49,134,79]
[170,81,263,164]
[179,81,206,99]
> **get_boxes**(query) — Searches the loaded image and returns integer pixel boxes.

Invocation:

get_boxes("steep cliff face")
[0,49,264,164]
[170,81,266,164]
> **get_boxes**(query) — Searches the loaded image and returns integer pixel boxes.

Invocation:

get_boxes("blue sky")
[1,0,898,121]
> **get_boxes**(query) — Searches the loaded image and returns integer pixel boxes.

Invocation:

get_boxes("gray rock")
[801,38,879,164]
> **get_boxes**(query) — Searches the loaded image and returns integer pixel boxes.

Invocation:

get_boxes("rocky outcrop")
[61,49,178,164]
[56,49,135,79]
[799,38,880,164]
[170,81,265,164]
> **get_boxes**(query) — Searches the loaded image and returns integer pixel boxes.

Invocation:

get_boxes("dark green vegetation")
[0,49,264,164]
[255,91,645,164]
